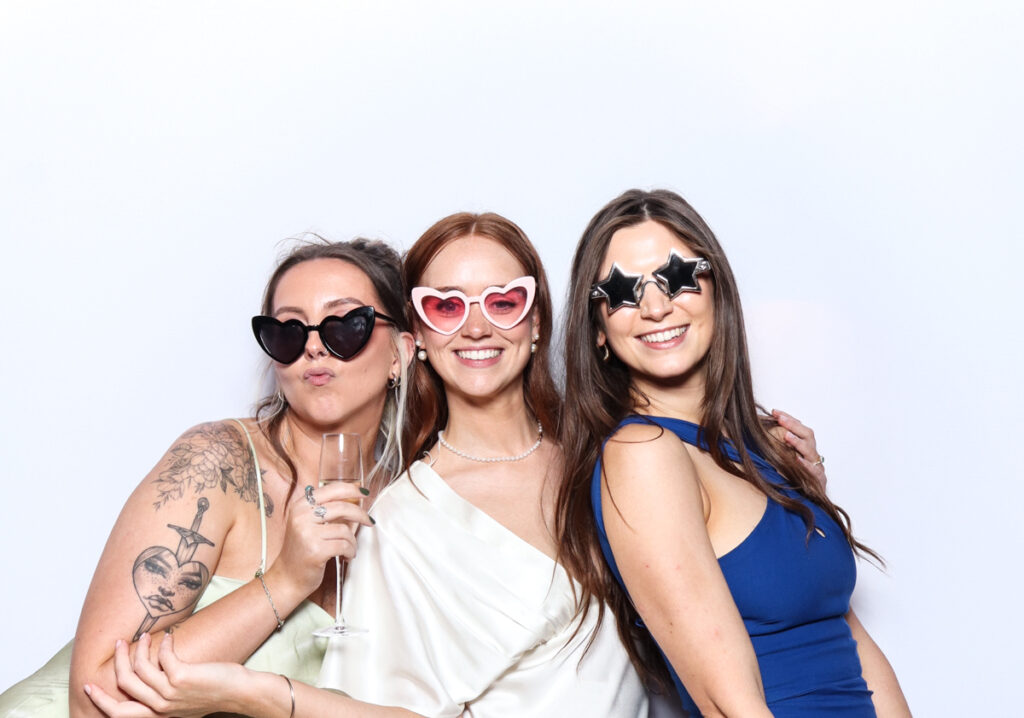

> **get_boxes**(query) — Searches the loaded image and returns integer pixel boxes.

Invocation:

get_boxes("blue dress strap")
[616,414,786,486]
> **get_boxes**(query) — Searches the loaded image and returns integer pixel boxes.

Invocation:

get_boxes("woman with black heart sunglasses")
[0,237,415,718]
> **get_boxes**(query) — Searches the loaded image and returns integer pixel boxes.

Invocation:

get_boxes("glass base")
[313,624,367,638]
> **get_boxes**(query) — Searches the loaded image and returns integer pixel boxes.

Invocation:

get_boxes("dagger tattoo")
[131,497,215,641]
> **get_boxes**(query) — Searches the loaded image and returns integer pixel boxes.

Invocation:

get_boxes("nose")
[304,327,328,359]
[461,301,493,339]
[638,281,673,321]
[159,586,175,596]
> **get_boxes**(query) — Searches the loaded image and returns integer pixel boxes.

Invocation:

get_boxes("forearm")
[245,671,422,718]
[152,567,309,663]
[858,642,911,717]
[71,570,309,718]
[847,611,911,717]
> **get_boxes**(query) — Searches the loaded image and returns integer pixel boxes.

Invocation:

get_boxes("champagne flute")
[313,432,367,637]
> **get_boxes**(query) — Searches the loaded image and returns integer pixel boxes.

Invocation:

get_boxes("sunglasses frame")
[251,305,396,364]
[589,251,712,314]
[410,276,537,336]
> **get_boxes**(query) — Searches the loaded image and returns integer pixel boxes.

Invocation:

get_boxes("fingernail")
[359,487,370,496]
[83,684,92,696]
[369,515,376,525]
[786,431,796,441]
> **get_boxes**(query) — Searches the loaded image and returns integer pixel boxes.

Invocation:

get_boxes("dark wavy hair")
[555,188,879,689]
[254,236,412,497]
[401,212,562,464]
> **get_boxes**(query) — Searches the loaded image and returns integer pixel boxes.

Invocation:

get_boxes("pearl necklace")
[438,421,544,463]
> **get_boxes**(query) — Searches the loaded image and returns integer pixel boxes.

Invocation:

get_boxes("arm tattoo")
[132,498,214,641]
[152,422,274,516]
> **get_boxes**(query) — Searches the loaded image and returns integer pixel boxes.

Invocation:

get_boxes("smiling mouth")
[638,326,687,344]
[455,348,502,360]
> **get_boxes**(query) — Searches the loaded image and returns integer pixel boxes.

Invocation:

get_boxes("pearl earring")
[416,339,427,362]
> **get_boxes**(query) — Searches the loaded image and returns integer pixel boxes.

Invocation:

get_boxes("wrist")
[260,562,310,614]
[242,669,295,718]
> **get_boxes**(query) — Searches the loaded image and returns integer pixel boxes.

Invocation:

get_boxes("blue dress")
[592,416,875,717]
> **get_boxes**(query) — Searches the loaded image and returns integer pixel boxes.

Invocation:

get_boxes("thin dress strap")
[230,418,269,574]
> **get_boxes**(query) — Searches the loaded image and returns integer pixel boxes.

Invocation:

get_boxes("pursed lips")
[304,367,335,386]
[145,595,174,612]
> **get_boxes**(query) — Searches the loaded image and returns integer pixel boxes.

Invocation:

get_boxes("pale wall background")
[2,1,1021,714]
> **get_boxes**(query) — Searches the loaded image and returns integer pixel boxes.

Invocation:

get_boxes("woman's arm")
[85,634,421,718]
[600,424,772,718]
[70,422,369,718]
[846,610,912,717]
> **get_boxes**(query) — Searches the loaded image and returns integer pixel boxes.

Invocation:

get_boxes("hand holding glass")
[313,432,366,638]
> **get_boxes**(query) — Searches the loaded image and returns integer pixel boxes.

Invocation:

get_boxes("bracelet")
[255,568,285,631]
[280,674,295,718]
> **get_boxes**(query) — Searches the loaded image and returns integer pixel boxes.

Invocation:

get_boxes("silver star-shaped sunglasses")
[589,250,711,313]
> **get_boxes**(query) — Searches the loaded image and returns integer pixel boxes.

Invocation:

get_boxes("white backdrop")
[2,1,1021,714]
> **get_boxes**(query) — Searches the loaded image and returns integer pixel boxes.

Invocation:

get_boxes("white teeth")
[639,327,686,343]
[456,349,502,360]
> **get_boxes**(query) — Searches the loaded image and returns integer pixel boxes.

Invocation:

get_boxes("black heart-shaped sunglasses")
[251,306,396,364]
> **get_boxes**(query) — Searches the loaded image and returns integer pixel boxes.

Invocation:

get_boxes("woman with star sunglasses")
[0,237,414,718]
[556,189,910,717]
[82,213,648,718]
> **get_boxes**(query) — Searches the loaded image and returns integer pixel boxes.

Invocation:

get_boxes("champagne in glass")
[312,432,366,637]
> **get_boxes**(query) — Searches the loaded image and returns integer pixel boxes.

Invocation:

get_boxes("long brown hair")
[254,236,412,496]
[555,189,879,688]
[401,212,561,463]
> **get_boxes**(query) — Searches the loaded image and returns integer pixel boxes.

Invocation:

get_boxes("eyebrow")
[423,281,517,293]
[273,297,367,318]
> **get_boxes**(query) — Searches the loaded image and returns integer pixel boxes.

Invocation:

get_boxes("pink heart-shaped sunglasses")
[411,276,536,335]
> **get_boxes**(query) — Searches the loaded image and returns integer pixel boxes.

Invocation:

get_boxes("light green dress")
[0,421,333,717]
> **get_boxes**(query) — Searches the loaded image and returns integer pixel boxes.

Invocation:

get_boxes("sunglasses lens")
[482,287,530,328]
[321,309,373,359]
[254,318,306,364]
[419,295,467,334]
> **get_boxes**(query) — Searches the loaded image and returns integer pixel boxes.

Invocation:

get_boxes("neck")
[630,371,706,424]
[441,387,539,456]
[282,405,384,483]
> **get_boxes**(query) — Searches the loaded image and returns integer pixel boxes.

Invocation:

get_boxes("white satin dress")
[319,460,647,718]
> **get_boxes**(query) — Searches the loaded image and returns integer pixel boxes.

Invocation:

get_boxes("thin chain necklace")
[438,421,543,463]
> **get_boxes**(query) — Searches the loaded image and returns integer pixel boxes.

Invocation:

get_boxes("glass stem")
[335,555,344,627]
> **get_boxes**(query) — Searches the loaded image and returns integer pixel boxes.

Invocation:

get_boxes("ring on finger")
[812,455,825,467]
[305,485,316,506]
[313,504,327,521]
